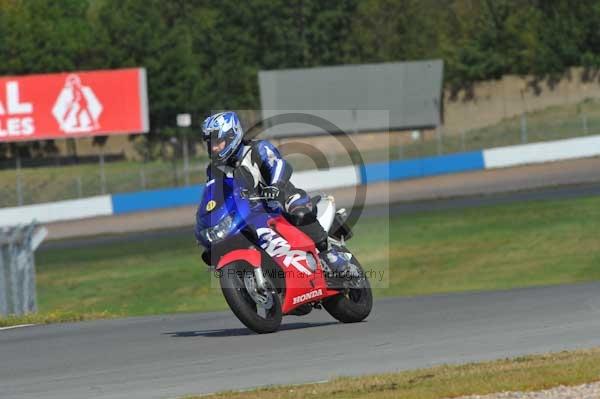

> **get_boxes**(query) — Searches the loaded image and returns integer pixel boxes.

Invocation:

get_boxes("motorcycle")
[196,174,372,333]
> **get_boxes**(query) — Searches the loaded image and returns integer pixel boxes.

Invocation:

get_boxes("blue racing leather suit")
[204,139,328,250]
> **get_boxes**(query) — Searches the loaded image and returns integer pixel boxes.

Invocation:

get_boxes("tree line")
[1,0,599,159]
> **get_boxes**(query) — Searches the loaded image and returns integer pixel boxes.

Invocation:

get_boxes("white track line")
[0,324,36,331]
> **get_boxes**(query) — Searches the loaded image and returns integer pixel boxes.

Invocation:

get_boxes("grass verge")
[185,347,600,399]
[1,193,599,326]
[0,310,115,328]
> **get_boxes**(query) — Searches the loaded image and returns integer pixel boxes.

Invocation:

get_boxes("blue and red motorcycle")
[196,175,372,333]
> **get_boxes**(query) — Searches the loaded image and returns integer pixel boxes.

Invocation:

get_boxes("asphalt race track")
[4,183,600,398]
[2,282,600,399]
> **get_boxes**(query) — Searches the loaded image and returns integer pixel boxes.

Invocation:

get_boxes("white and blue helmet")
[201,111,244,163]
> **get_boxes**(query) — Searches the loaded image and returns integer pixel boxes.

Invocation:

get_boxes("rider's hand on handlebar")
[262,185,281,201]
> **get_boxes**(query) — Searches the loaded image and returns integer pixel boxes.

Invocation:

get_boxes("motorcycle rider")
[196,111,349,276]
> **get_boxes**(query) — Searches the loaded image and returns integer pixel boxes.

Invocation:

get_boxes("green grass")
[35,233,226,316]
[0,310,113,328]
[357,194,600,297]
[187,347,600,399]
[8,193,596,324]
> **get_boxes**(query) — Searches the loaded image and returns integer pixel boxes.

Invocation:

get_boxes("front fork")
[215,247,269,292]
[253,267,269,292]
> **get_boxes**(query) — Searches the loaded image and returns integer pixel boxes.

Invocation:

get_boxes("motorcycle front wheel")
[219,262,282,334]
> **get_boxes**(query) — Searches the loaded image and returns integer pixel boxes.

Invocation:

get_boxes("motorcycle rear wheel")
[220,262,282,334]
[323,249,372,323]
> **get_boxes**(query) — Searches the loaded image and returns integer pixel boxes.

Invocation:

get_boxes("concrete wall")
[0,196,113,226]
[483,135,600,169]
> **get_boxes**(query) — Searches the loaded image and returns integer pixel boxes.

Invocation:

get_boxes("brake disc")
[243,272,274,309]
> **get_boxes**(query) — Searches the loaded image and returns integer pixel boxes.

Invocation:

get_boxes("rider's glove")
[262,185,281,201]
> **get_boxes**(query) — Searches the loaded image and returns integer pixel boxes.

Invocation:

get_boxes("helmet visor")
[208,138,226,156]
[205,129,233,160]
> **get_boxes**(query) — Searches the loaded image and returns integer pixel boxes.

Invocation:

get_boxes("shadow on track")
[163,321,338,337]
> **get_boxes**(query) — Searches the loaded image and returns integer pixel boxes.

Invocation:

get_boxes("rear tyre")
[220,262,282,334]
[323,250,372,323]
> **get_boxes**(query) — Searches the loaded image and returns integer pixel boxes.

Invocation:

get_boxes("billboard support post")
[99,147,106,195]
[182,135,190,186]
[396,140,403,159]
[434,98,443,156]
[176,113,192,187]
[520,113,528,144]
[169,137,179,187]
[140,167,147,190]
[75,176,83,198]
[15,150,23,206]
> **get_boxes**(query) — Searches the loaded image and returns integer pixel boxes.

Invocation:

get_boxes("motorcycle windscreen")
[196,178,235,230]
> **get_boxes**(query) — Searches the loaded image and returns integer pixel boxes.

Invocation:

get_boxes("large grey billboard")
[258,60,443,137]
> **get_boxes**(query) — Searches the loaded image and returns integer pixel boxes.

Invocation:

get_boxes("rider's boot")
[319,245,347,274]
[318,243,361,286]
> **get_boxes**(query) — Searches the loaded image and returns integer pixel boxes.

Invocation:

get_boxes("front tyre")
[323,250,372,323]
[220,262,282,334]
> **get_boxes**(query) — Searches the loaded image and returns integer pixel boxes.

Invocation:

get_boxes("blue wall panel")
[111,151,484,215]
[112,185,204,214]
[361,151,485,185]
[421,151,485,176]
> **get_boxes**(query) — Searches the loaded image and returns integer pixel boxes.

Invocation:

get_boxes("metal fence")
[0,223,46,317]
[0,156,210,208]
[1,98,600,208]
[393,105,600,161]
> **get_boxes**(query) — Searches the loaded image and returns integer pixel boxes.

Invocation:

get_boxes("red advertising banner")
[0,68,149,143]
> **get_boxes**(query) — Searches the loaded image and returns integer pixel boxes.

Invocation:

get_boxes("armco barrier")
[1,134,599,227]
[0,195,113,227]
[0,223,45,316]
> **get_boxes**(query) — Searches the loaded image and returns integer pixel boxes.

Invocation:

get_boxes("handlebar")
[246,195,271,201]
[240,189,273,202]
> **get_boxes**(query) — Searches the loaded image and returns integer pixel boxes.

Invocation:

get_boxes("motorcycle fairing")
[197,176,339,315]
[256,215,338,314]
[216,248,261,269]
